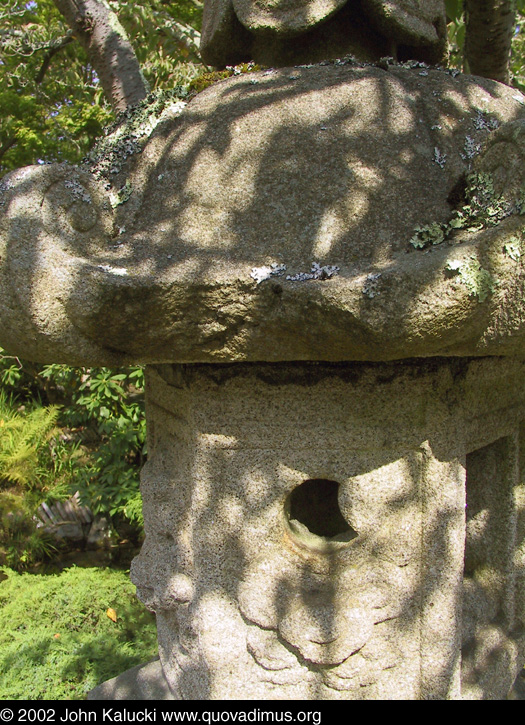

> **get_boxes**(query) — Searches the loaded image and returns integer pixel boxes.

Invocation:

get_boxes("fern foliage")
[0,391,60,489]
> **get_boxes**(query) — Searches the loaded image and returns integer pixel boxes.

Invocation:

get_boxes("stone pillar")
[130,358,525,699]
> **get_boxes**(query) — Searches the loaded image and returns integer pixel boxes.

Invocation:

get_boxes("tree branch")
[35,32,75,84]
[52,0,148,112]
[0,137,18,165]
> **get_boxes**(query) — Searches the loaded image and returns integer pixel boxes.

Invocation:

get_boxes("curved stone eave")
[62,216,525,364]
[1,65,525,367]
[1,205,524,366]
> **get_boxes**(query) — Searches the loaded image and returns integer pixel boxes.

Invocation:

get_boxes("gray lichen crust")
[1,64,525,366]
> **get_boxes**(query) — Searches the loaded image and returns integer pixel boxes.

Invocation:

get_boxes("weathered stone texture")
[88,659,175,700]
[2,29,525,702]
[201,0,447,67]
[130,358,525,699]
[1,65,525,367]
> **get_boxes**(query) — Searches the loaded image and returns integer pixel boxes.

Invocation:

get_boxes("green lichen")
[473,109,500,132]
[411,172,521,250]
[110,180,133,208]
[446,257,497,302]
[503,236,522,261]
[517,187,525,215]
[84,88,189,184]
[456,172,513,228]
[410,222,446,248]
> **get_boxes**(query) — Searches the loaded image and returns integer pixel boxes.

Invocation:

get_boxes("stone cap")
[1,63,525,367]
[200,0,447,67]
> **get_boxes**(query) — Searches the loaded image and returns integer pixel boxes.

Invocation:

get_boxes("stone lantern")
[1,0,525,700]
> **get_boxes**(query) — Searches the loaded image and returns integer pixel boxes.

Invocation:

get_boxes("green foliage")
[445,0,464,24]
[0,490,58,571]
[108,0,204,91]
[0,0,113,174]
[513,9,525,92]
[0,351,24,388]
[122,491,145,528]
[39,364,147,520]
[0,388,82,571]
[446,1,525,89]
[0,0,206,174]
[0,350,146,529]
[0,566,157,699]
[0,353,146,570]
[446,0,466,70]
[0,390,60,489]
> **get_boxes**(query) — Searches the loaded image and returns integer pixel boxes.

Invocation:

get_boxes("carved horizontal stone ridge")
[1,65,525,366]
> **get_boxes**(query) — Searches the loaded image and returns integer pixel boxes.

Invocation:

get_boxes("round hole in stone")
[286,478,357,543]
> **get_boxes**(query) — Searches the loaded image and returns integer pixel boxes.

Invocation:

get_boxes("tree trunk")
[465,0,516,84]
[52,0,148,112]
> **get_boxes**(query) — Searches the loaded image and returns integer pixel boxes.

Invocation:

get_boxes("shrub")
[0,490,58,571]
[0,349,146,530]
[50,365,146,523]
[0,566,157,700]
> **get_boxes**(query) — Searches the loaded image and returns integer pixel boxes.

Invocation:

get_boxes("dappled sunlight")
[2,63,525,364]
[312,207,343,258]
[3,43,525,700]
[126,357,525,698]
